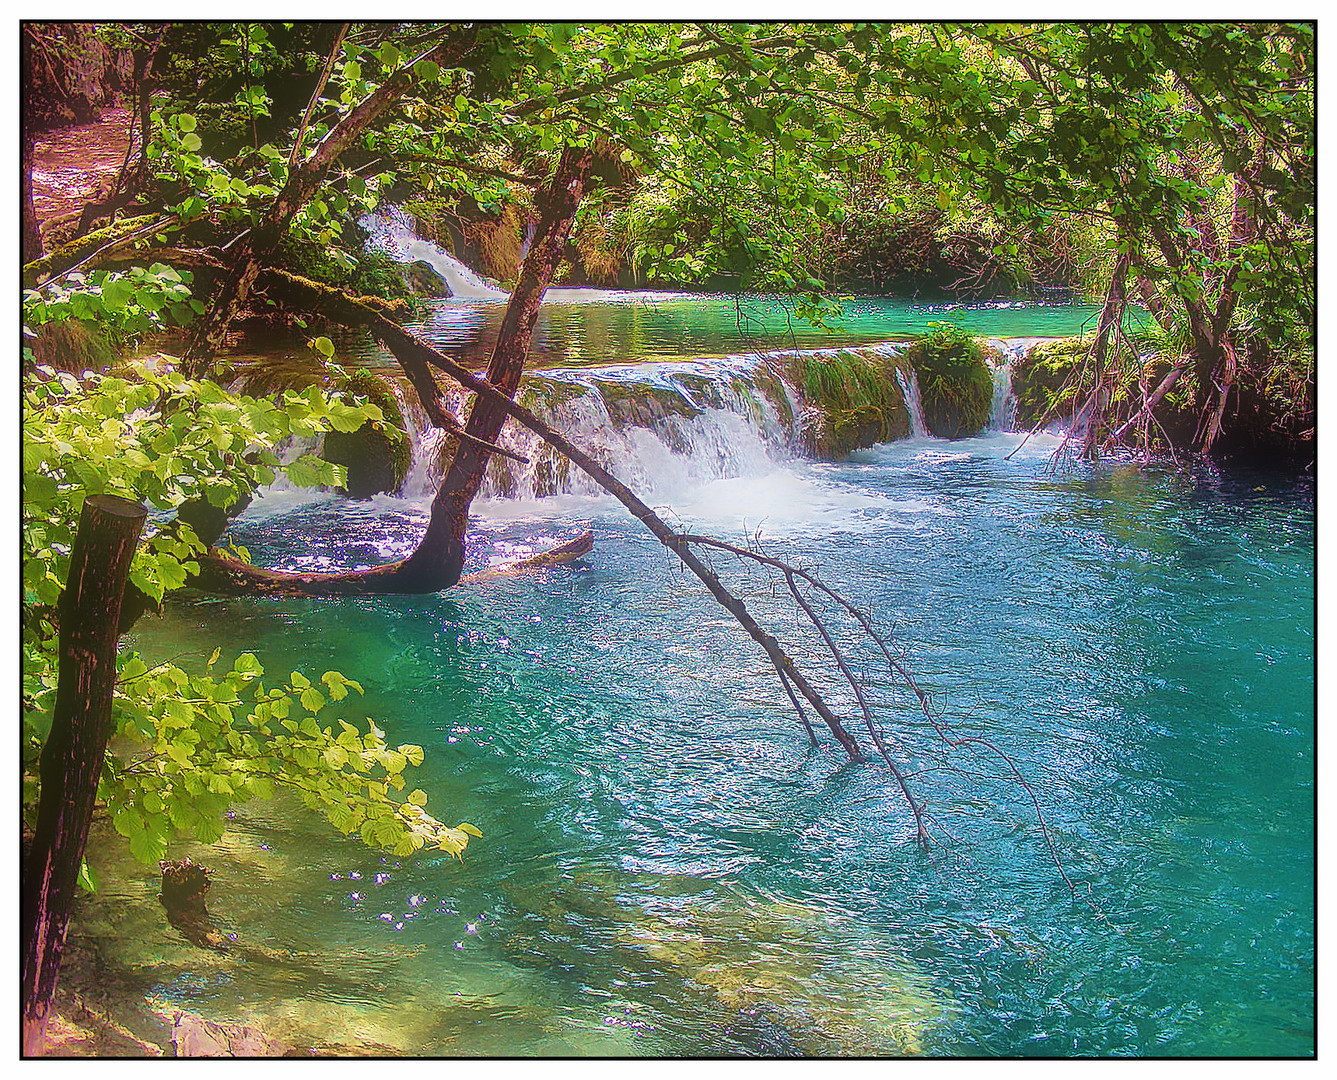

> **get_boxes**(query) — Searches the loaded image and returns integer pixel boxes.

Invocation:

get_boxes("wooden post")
[21,494,147,1056]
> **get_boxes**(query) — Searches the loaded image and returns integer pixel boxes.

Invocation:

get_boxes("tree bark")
[1108,360,1187,444]
[1072,248,1130,458]
[22,493,147,1057]
[396,143,594,590]
[20,26,45,261]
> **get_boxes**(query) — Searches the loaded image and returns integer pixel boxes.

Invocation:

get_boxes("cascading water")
[361,207,510,300]
[985,339,1026,432]
[362,207,700,305]
[895,367,931,438]
[393,356,805,504]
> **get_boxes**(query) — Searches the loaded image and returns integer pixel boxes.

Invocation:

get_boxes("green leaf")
[129,825,169,864]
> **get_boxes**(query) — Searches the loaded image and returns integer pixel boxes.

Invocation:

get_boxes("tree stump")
[159,858,227,950]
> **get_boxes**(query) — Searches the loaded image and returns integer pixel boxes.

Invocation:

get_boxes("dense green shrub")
[905,324,993,439]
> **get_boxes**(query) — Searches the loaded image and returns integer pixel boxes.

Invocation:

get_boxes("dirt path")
[31,107,134,225]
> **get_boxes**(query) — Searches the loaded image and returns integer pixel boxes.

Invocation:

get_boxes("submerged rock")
[618,893,944,1055]
[171,1011,290,1057]
[504,867,947,1056]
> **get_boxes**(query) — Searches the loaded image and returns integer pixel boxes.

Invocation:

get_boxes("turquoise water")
[223,294,1117,382]
[105,424,1314,1056]
[407,294,1118,368]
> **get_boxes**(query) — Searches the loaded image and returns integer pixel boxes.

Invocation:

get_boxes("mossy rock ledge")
[906,331,995,439]
[1010,336,1088,430]
[403,260,452,298]
[322,370,414,499]
[784,349,912,459]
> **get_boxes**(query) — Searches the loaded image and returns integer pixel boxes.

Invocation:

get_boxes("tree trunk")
[396,143,595,590]
[22,128,43,262]
[21,493,147,1056]
[20,26,45,262]
[1074,249,1130,458]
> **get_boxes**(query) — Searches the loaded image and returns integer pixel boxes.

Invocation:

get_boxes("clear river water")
[84,291,1314,1057]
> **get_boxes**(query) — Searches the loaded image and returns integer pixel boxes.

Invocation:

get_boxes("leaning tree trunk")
[181,33,475,375]
[21,494,147,1056]
[395,143,595,590]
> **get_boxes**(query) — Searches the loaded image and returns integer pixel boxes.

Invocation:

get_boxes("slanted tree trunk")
[1070,249,1131,459]
[396,143,595,589]
[21,493,147,1056]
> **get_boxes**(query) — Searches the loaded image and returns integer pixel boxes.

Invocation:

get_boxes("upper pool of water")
[218,294,1123,381]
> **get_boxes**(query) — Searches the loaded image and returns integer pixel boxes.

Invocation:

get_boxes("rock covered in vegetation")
[1010,336,1089,430]
[321,369,413,499]
[1012,336,1198,450]
[404,260,451,297]
[906,326,994,439]
[785,348,912,458]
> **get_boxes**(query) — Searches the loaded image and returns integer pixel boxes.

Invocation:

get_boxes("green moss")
[1011,336,1089,429]
[591,379,700,428]
[905,326,993,439]
[1013,336,1204,449]
[400,197,458,249]
[22,214,159,289]
[321,369,413,499]
[401,261,451,298]
[783,348,911,458]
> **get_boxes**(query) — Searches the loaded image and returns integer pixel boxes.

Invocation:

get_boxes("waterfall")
[361,206,696,305]
[987,355,1016,432]
[360,208,509,300]
[398,359,803,504]
[984,339,1035,432]
[895,367,931,438]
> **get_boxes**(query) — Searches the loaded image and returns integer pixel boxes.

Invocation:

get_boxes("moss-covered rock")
[321,369,413,499]
[1010,336,1089,430]
[1013,335,1207,451]
[402,260,451,298]
[906,326,993,439]
[784,349,911,458]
